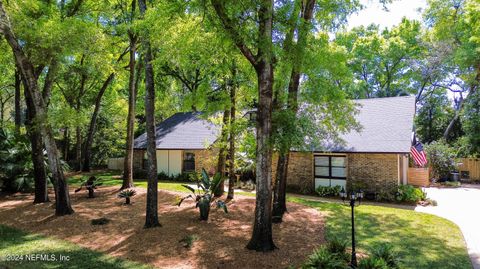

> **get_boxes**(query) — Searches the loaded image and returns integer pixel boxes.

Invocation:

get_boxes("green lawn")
[0,171,470,269]
[288,197,472,269]
[0,225,151,269]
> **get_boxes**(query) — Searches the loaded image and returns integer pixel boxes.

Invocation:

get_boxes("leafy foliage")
[301,246,346,269]
[425,141,458,179]
[118,188,136,205]
[177,168,227,220]
[74,176,103,198]
[370,243,401,269]
[0,127,35,192]
[396,185,427,203]
[315,185,342,197]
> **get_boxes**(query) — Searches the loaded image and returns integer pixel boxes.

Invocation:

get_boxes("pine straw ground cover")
[0,187,324,269]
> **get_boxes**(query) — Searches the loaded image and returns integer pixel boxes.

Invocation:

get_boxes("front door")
[314,155,347,189]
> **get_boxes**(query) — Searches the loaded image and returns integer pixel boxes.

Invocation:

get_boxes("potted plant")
[118,188,136,205]
[177,168,228,220]
[74,176,102,198]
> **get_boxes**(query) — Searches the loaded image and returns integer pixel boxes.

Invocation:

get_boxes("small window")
[183,152,195,172]
[314,155,346,189]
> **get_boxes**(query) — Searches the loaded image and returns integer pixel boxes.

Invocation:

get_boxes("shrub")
[118,189,137,205]
[358,256,388,269]
[316,185,341,197]
[177,168,227,221]
[327,237,349,262]
[425,141,457,180]
[396,185,426,203]
[370,243,400,269]
[74,176,103,198]
[302,246,346,269]
[179,234,198,249]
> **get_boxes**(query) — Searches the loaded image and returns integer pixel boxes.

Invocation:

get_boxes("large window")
[314,155,346,188]
[183,152,195,172]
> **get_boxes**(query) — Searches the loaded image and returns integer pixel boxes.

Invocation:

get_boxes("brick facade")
[273,152,314,194]
[347,153,399,192]
[276,152,400,194]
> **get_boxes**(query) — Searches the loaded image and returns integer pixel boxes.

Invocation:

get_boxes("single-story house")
[133,112,220,177]
[133,96,416,193]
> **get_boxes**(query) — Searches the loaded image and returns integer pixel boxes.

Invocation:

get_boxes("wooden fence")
[407,167,430,187]
[107,157,124,171]
[458,158,480,181]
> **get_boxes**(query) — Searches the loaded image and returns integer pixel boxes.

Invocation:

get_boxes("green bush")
[358,257,388,269]
[0,128,35,192]
[316,185,341,197]
[370,243,400,269]
[301,246,346,269]
[396,185,426,203]
[327,237,349,262]
[425,141,457,180]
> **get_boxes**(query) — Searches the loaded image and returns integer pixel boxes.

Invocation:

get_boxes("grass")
[288,196,472,269]
[2,171,470,269]
[0,225,152,269]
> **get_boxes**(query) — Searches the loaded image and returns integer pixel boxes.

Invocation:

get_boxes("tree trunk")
[215,109,230,197]
[63,127,69,161]
[75,125,82,171]
[14,68,21,133]
[122,33,137,189]
[227,76,236,200]
[82,73,115,172]
[272,0,316,223]
[1,2,74,215]
[139,0,160,228]
[24,86,49,204]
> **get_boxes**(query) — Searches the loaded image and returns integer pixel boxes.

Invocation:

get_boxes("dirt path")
[0,187,325,269]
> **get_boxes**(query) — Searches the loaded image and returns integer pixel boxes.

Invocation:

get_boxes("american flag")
[411,135,428,167]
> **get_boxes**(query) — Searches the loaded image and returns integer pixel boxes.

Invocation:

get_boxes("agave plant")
[75,176,102,198]
[118,188,136,205]
[177,168,228,220]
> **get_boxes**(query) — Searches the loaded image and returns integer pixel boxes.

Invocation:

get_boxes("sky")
[347,0,428,30]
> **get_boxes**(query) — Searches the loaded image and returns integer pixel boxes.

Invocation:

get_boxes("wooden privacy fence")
[407,167,430,187]
[458,158,480,181]
[108,157,124,170]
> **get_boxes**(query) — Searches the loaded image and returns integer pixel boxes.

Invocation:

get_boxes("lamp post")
[340,187,364,268]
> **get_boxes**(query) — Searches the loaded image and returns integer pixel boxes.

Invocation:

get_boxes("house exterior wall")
[133,148,217,178]
[272,152,314,194]
[280,152,400,194]
[346,153,399,192]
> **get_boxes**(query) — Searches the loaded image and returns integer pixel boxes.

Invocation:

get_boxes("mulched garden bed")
[0,186,325,269]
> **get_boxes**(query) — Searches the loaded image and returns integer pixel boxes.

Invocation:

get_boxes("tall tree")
[82,73,115,171]
[211,0,276,251]
[138,0,161,228]
[122,0,138,188]
[0,0,74,215]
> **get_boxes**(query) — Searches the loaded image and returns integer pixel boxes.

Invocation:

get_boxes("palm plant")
[0,128,35,192]
[75,176,102,198]
[177,168,228,220]
[118,188,136,204]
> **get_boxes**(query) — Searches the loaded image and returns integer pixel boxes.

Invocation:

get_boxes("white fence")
[108,157,124,170]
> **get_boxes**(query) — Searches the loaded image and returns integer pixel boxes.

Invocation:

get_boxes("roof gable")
[134,112,220,149]
[322,96,416,153]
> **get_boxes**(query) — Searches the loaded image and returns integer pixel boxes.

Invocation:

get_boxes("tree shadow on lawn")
[295,199,472,269]
[0,187,325,269]
[0,225,151,269]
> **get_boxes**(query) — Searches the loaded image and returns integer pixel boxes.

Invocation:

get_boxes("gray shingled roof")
[134,112,220,149]
[134,96,415,153]
[321,96,416,153]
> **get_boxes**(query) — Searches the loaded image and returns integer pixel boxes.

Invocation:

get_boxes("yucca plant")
[75,176,102,198]
[118,188,137,205]
[177,168,227,220]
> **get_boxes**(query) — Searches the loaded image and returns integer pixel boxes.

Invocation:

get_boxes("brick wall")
[347,153,399,192]
[133,149,146,178]
[273,152,314,194]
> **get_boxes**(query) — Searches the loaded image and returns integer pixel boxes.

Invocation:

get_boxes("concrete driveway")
[415,185,480,269]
